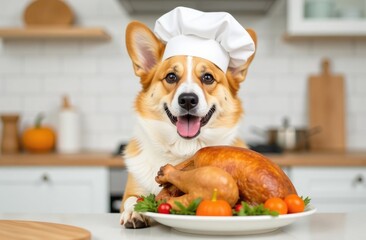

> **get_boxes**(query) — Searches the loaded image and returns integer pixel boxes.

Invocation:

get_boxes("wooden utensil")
[308,58,346,151]
[0,220,91,240]
[23,0,74,26]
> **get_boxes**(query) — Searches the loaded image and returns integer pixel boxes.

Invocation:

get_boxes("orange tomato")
[264,197,288,215]
[284,194,305,213]
[196,188,232,216]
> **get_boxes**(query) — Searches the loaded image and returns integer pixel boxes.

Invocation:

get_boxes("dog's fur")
[120,21,256,226]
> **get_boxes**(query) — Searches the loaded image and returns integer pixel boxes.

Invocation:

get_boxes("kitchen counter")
[267,151,366,167]
[1,151,366,167]
[0,152,125,167]
[0,213,365,240]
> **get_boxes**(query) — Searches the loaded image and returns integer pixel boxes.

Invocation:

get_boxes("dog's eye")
[165,73,178,84]
[201,73,215,85]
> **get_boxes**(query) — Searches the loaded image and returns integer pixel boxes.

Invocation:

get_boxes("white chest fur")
[124,117,239,195]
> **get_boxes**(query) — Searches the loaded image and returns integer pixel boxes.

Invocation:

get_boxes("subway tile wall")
[0,0,365,151]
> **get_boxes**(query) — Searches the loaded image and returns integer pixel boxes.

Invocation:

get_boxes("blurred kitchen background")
[0,0,366,214]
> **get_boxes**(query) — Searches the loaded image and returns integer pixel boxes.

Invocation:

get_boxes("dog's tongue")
[177,116,201,138]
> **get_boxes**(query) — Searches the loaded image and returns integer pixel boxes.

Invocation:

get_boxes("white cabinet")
[287,0,366,36]
[0,167,109,213]
[290,167,366,212]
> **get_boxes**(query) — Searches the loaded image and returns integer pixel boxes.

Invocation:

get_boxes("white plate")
[143,206,316,235]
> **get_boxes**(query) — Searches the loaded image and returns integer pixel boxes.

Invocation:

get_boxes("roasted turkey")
[156,146,296,209]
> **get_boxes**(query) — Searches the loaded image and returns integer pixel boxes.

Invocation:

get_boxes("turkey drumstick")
[156,164,239,210]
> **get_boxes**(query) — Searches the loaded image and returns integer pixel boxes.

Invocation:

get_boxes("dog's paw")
[120,211,150,229]
[120,197,150,229]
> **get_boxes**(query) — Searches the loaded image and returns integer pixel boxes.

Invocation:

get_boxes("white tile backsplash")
[0,0,29,18]
[2,40,42,55]
[62,57,98,74]
[355,77,366,93]
[273,37,311,57]
[348,97,366,114]
[98,96,130,114]
[84,114,119,133]
[64,0,102,19]
[0,56,24,74]
[310,41,355,57]
[0,96,23,113]
[24,56,61,74]
[43,41,81,55]
[334,57,366,74]
[5,75,43,94]
[0,0,365,151]
[43,75,82,94]
[22,95,60,113]
[273,74,307,94]
[81,76,123,95]
[99,57,130,74]
[250,57,290,74]
[355,114,366,132]
[348,134,366,150]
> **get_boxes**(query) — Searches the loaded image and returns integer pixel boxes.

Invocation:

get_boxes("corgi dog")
[120,21,257,228]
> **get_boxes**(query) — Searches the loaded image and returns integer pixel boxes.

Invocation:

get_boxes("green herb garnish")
[235,202,279,217]
[134,194,161,212]
[134,194,311,216]
[171,198,202,215]
[301,196,311,207]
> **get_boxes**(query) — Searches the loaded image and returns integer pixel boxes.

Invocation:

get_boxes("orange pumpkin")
[196,188,233,216]
[22,114,56,153]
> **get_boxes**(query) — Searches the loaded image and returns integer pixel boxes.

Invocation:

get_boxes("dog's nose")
[178,93,199,111]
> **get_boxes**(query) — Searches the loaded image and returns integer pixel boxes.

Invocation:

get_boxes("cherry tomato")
[157,203,172,214]
[235,203,243,212]
[264,197,288,215]
[284,194,305,213]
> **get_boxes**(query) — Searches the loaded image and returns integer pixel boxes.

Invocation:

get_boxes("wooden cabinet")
[286,0,366,39]
[289,167,366,212]
[0,167,109,213]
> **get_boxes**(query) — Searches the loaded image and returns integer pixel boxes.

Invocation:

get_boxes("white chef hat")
[154,7,255,73]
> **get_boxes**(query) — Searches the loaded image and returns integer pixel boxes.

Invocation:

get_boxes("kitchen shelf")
[283,34,366,42]
[118,0,277,14]
[286,0,366,40]
[0,27,111,40]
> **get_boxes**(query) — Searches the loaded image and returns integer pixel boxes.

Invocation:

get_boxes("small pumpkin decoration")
[22,114,56,153]
[196,188,233,216]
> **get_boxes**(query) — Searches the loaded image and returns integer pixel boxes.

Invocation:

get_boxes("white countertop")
[0,213,365,240]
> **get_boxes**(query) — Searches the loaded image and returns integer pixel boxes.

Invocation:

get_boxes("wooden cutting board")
[23,0,74,26]
[0,220,91,240]
[308,59,346,151]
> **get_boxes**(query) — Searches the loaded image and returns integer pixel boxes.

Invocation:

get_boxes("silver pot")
[253,119,321,152]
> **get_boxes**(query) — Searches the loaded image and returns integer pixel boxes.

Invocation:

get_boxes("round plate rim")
[143,205,317,221]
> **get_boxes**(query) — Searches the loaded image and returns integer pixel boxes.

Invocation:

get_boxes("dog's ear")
[126,21,165,77]
[227,28,257,84]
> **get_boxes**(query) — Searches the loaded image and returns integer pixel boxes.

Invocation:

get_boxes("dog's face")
[126,22,256,154]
